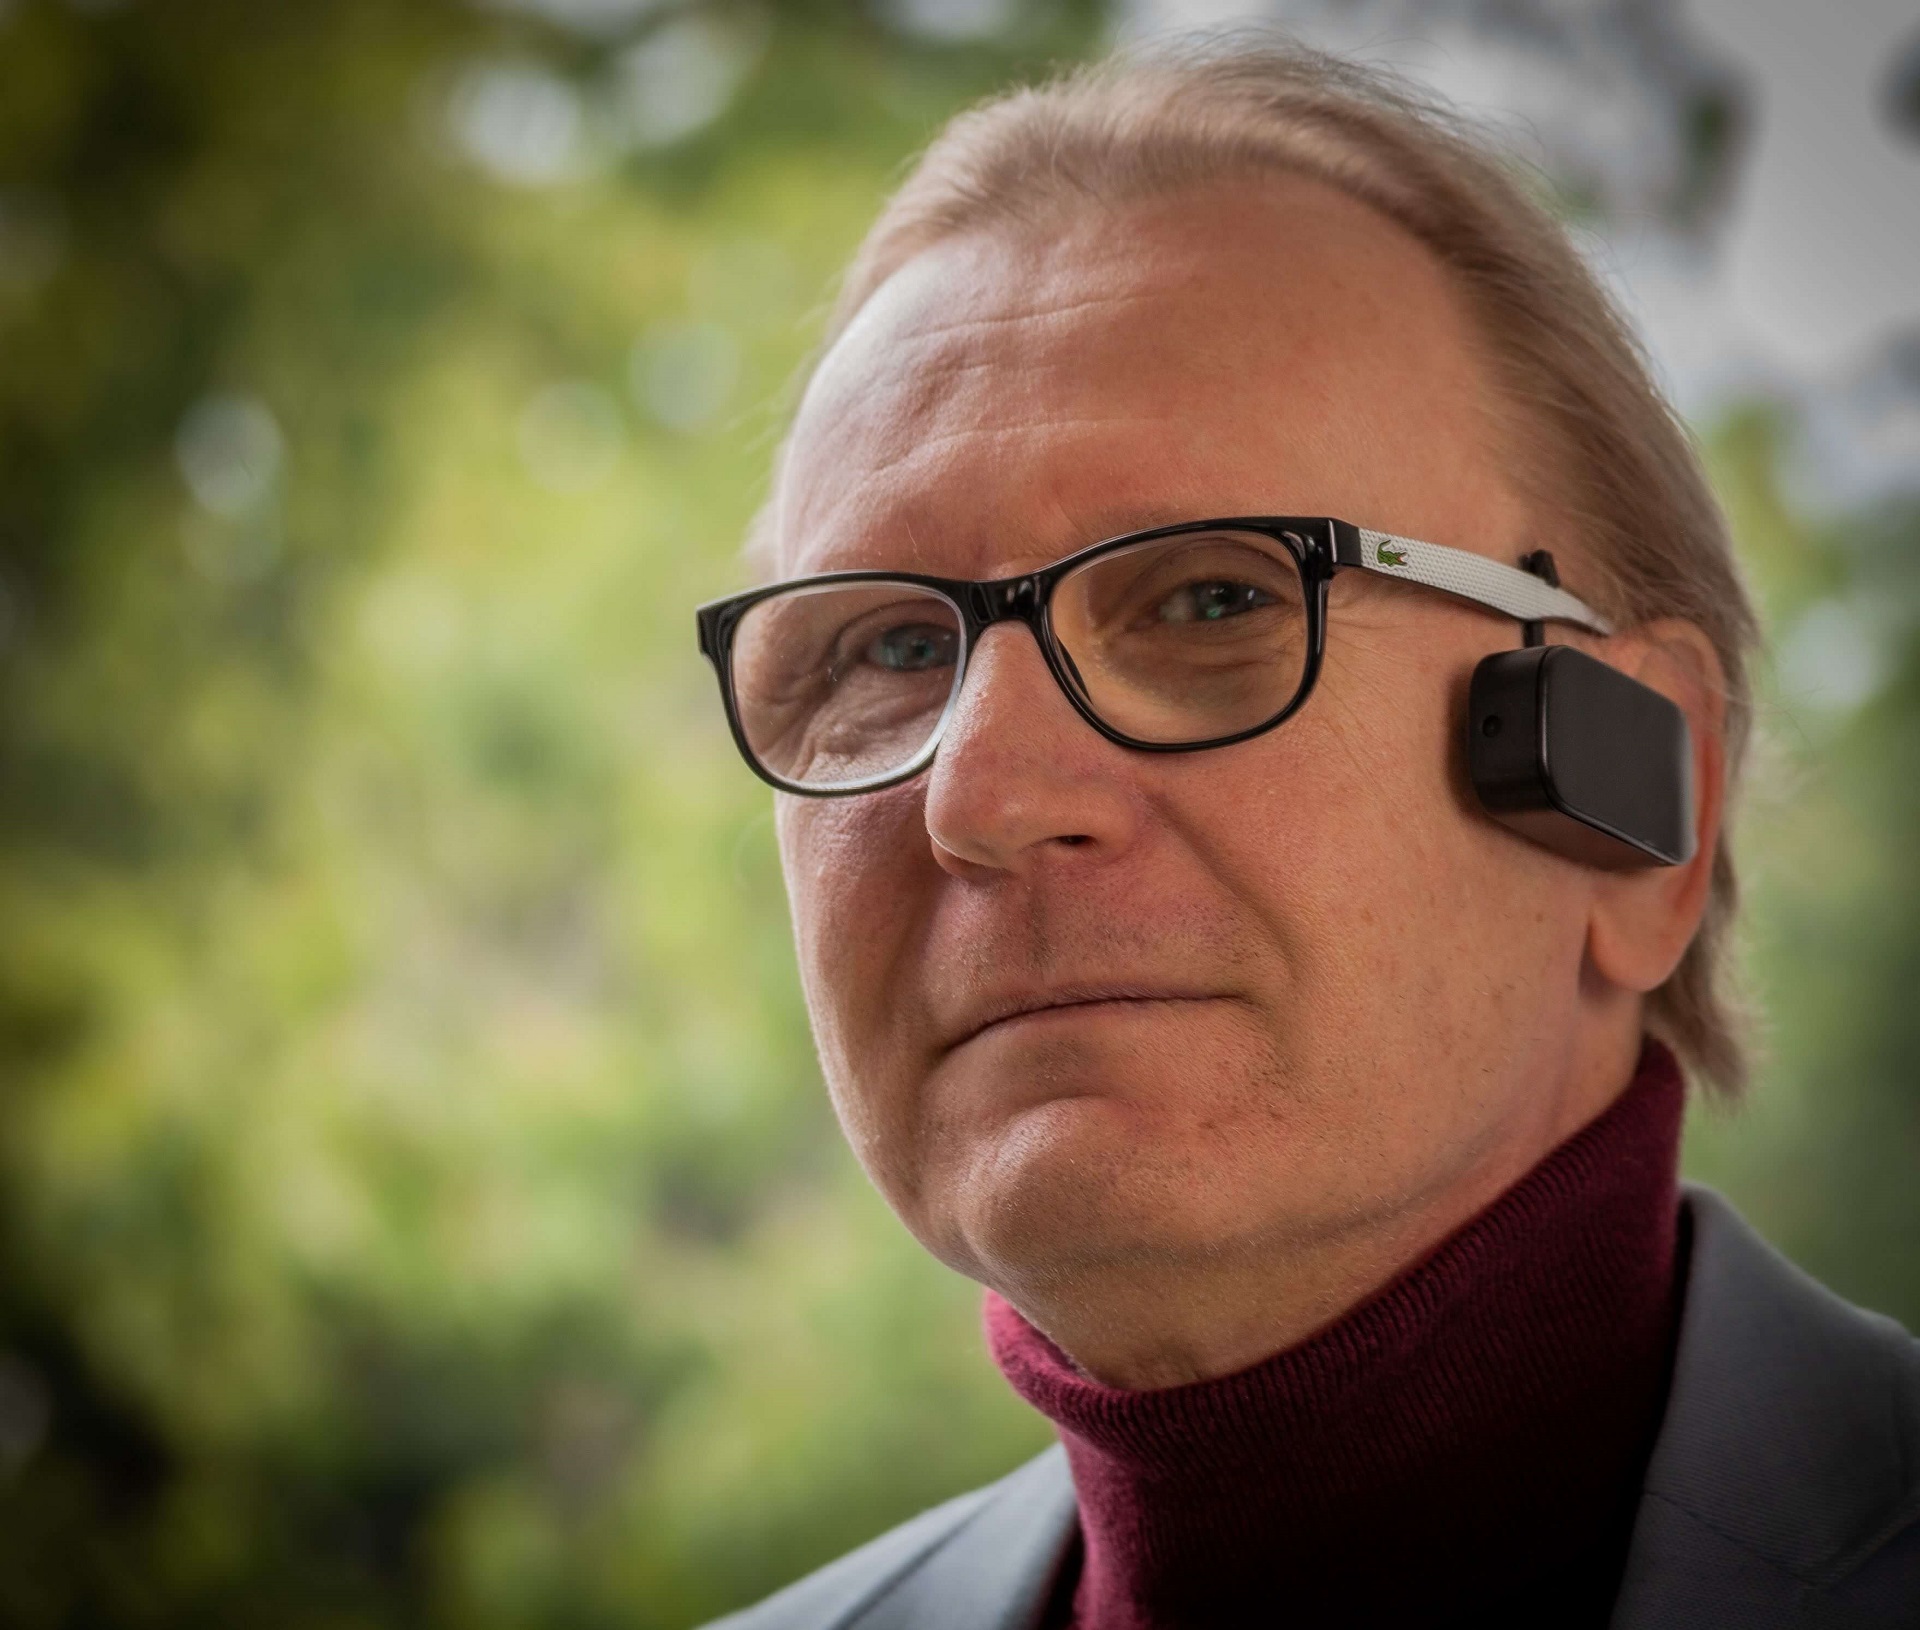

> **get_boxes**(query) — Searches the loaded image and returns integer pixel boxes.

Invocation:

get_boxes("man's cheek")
[782,795,923,963]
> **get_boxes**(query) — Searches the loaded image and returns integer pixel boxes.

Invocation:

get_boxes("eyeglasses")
[695,516,1610,796]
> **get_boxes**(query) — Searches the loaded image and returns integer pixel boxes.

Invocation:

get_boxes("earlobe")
[1584,620,1727,992]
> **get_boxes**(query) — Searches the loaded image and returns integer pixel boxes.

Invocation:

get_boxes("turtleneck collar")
[985,1039,1687,1630]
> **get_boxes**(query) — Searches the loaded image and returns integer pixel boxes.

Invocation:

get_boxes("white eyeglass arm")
[1339,524,1613,636]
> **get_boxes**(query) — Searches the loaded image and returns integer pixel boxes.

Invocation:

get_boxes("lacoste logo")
[1377,544,1409,567]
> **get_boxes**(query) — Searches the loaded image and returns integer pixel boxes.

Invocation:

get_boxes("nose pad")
[1052,638,1092,708]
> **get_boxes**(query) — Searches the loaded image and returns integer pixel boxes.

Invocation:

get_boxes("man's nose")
[922,620,1142,878]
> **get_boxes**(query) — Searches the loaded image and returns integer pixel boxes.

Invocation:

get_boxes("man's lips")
[943,986,1229,1052]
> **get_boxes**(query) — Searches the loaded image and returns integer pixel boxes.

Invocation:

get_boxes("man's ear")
[1585,618,1728,993]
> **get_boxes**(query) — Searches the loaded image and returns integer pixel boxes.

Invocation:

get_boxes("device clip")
[1517,549,1560,649]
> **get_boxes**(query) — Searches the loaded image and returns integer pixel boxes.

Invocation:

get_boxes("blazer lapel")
[852,1443,1078,1630]
[1610,1185,1920,1627]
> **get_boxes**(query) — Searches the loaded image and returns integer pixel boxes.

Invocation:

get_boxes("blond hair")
[757,34,1762,1094]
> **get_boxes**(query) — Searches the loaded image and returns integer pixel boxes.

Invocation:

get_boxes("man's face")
[770,178,1613,1314]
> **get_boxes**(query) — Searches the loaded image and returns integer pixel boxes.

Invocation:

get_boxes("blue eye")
[865,623,958,671]
[1158,581,1275,623]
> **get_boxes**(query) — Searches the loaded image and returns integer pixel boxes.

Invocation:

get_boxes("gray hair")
[754,34,1763,1094]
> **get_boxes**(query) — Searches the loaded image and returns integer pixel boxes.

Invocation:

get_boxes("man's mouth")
[947,986,1227,1051]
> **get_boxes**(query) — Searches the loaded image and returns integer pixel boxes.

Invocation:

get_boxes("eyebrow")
[802,494,1247,574]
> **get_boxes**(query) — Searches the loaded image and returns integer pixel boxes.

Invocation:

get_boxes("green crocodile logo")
[1377,544,1409,567]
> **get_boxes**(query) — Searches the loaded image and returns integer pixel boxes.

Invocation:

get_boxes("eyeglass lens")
[728,529,1310,791]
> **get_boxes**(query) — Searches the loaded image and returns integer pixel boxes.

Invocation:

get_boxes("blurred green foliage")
[0,2,1912,1627]
[1686,409,1920,1325]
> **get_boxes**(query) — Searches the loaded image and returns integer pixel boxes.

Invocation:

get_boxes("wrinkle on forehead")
[875,284,1167,343]
[848,412,1177,484]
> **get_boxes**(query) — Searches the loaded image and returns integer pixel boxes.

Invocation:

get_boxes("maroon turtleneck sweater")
[986,1039,1687,1630]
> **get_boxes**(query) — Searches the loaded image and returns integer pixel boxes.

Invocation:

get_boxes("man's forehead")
[843,251,1198,385]
[791,229,1236,471]
[775,181,1507,579]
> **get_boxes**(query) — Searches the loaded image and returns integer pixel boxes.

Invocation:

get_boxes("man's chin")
[942,1093,1282,1285]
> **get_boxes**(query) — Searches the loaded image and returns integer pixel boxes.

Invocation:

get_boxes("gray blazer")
[707,1187,1920,1629]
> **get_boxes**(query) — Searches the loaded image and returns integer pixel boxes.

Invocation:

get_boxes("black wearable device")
[1467,552,1695,870]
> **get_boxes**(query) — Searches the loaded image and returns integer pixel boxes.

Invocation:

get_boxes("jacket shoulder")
[1612,1186,1920,1627]
[701,1446,1073,1630]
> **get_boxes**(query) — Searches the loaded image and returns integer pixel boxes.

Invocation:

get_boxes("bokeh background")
[0,0,1915,1624]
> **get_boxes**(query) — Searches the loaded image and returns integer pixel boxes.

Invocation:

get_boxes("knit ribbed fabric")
[986,1039,1686,1630]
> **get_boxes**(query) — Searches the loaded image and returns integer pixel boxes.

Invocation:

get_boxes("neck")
[993,1022,1645,1388]
[987,1036,1687,1628]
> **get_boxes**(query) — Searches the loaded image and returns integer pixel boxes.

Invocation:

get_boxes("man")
[694,39,1920,1630]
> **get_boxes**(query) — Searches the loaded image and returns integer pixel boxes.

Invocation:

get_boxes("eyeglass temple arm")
[1332,522,1613,636]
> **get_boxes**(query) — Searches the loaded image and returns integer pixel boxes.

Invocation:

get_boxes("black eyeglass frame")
[695,515,1605,797]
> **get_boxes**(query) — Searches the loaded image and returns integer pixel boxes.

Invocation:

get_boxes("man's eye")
[1156,580,1276,623]
[863,623,958,671]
